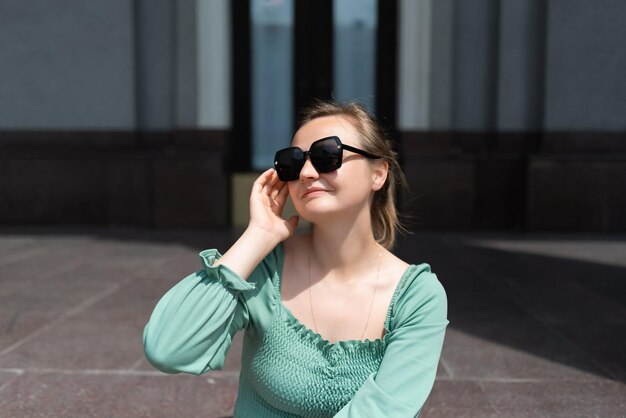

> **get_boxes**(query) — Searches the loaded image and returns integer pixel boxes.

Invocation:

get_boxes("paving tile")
[551,321,626,381]
[458,240,626,323]
[0,256,86,299]
[435,360,450,379]
[0,237,121,298]
[0,370,22,392]
[0,370,238,418]
[0,236,38,252]
[480,380,626,418]
[467,236,626,269]
[0,277,113,312]
[0,309,62,352]
[88,252,206,315]
[420,380,498,418]
[487,265,623,326]
[441,328,606,381]
[0,310,147,370]
[90,275,190,316]
[435,236,623,384]
[0,243,46,264]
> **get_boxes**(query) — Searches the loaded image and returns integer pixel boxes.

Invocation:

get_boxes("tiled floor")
[0,226,624,417]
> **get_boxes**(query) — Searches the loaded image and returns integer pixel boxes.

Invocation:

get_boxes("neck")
[308,206,381,279]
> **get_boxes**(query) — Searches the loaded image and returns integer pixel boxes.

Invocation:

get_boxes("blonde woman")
[143,101,448,417]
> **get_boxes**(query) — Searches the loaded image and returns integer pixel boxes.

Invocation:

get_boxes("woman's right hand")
[211,169,298,279]
[248,168,299,244]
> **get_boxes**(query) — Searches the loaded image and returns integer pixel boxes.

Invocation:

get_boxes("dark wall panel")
[401,131,626,232]
[0,159,108,224]
[2,131,624,232]
[0,131,228,227]
[153,156,227,227]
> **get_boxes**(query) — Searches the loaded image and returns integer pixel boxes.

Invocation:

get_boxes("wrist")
[243,225,284,250]
[212,225,281,280]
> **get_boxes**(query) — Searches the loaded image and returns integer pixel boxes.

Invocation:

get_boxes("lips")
[302,187,328,198]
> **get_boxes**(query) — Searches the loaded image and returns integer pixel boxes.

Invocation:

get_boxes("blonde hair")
[297,100,409,249]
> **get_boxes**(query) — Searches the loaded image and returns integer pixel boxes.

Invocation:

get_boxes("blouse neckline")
[273,241,417,350]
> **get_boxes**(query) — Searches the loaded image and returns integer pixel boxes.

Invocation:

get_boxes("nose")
[299,156,320,181]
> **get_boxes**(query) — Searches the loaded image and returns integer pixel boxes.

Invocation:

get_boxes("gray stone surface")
[0,0,136,129]
[496,0,545,131]
[0,226,624,417]
[544,0,626,130]
[135,0,175,130]
[452,0,499,131]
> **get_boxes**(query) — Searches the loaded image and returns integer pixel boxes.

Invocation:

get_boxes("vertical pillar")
[174,0,198,128]
[135,0,174,130]
[333,0,377,112]
[429,0,455,130]
[197,0,231,129]
[496,0,546,131]
[250,0,294,169]
[398,0,432,130]
[453,0,499,131]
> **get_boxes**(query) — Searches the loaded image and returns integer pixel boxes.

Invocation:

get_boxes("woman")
[143,101,448,417]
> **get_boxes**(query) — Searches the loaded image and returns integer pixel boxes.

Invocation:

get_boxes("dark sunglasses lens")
[274,148,304,181]
[310,138,341,173]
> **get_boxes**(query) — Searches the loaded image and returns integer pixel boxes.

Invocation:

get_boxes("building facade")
[1,0,624,231]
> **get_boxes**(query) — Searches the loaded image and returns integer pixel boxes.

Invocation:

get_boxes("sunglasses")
[273,136,381,181]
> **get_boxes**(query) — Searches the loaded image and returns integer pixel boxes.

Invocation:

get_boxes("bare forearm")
[213,226,282,280]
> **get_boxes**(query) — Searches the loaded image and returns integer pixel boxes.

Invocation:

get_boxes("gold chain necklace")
[307,244,383,340]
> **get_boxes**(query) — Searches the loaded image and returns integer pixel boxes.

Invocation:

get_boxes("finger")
[253,168,274,188]
[269,177,285,200]
[266,170,281,197]
[262,169,281,196]
[269,185,285,211]
[274,181,290,206]
[253,168,275,194]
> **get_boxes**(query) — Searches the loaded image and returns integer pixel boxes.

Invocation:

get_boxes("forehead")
[292,115,359,148]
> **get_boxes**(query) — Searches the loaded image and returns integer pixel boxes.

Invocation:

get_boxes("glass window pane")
[251,0,294,170]
[333,0,377,111]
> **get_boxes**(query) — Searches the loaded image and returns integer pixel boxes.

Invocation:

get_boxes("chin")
[293,200,338,223]
[294,199,363,224]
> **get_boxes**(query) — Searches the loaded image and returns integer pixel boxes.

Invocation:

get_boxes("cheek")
[287,183,298,198]
[287,183,304,206]
[338,162,372,186]
[342,166,377,198]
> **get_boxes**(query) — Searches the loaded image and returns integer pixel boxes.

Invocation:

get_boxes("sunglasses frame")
[273,136,381,181]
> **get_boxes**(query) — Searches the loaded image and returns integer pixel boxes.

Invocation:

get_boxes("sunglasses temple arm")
[342,144,381,160]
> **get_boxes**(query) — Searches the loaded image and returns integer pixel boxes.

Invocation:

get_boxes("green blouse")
[143,243,448,417]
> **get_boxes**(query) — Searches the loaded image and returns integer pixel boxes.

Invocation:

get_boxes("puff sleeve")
[143,249,255,375]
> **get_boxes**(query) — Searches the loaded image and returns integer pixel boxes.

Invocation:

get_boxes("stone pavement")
[0,226,624,417]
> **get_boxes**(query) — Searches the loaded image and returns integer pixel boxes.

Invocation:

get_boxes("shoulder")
[388,263,448,329]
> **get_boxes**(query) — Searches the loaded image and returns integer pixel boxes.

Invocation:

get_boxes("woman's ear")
[371,160,389,191]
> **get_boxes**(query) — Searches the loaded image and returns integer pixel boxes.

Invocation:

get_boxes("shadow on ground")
[395,232,626,383]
